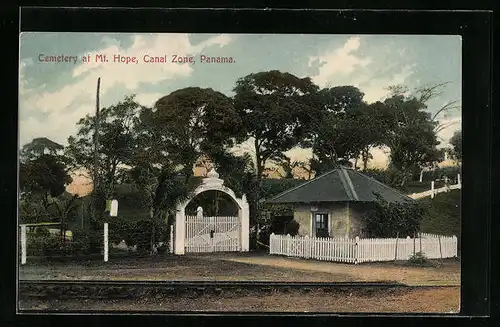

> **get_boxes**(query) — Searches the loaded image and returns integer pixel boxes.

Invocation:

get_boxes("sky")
[19,33,462,168]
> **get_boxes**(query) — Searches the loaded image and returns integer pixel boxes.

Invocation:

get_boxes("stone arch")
[173,168,249,255]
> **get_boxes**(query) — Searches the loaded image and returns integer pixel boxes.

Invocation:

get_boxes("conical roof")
[266,166,414,204]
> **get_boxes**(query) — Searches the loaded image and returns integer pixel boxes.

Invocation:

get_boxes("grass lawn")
[418,189,461,255]
[419,189,460,238]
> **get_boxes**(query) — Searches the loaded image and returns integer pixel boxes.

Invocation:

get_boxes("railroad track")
[19,280,412,300]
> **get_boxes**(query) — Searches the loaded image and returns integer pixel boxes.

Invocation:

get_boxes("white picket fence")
[269,233,458,264]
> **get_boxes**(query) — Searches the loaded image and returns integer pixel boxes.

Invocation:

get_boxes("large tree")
[20,138,72,208]
[381,85,443,181]
[20,137,65,162]
[65,95,142,197]
[19,137,73,224]
[233,70,320,179]
[305,86,385,174]
[152,87,244,179]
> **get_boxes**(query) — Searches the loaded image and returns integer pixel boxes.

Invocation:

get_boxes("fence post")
[394,232,399,262]
[431,181,435,199]
[453,235,458,257]
[270,233,274,254]
[413,232,416,256]
[104,223,109,262]
[438,234,443,261]
[419,232,422,264]
[304,235,309,258]
[103,223,109,262]
[20,224,27,265]
[457,174,461,188]
[354,236,359,264]
[286,234,291,256]
[170,225,174,254]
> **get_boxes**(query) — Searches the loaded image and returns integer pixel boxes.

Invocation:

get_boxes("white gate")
[185,215,241,253]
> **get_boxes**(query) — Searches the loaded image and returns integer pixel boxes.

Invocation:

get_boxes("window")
[314,213,329,237]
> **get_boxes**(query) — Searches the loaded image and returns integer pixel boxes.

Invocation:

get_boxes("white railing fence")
[409,174,461,200]
[269,233,458,264]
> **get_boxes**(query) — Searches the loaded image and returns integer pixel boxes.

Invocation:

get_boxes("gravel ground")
[19,286,460,313]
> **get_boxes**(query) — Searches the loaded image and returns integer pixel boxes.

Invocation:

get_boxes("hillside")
[418,189,461,240]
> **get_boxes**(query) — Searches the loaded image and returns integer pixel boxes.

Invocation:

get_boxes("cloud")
[308,36,372,87]
[356,64,416,103]
[308,37,416,103]
[135,92,164,107]
[19,33,234,146]
[436,116,461,146]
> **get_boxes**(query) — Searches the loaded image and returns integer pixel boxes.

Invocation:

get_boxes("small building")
[266,166,414,238]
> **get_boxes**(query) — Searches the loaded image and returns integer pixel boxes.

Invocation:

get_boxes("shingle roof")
[266,166,414,204]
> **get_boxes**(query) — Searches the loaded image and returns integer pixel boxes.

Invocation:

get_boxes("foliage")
[152,87,244,178]
[306,88,388,174]
[449,130,462,162]
[233,70,320,178]
[20,154,72,200]
[381,85,444,178]
[20,137,65,162]
[421,166,460,182]
[261,178,305,200]
[125,162,200,253]
[269,216,299,236]
[361,194,424,238]
[108,218,168,254]
[419,189,461,250]
[408,251,429,265]
[66,95,142,196]
[362,166,413,190]
[284,219,300,236]
[19,144,74,225]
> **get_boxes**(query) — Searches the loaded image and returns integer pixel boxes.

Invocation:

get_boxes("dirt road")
[19,253,460,286]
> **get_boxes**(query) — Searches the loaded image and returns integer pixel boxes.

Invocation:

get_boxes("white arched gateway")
[173,168,250,255]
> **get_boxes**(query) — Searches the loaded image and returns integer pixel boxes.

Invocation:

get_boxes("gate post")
[240,194,250,252]
[175,206,186,255]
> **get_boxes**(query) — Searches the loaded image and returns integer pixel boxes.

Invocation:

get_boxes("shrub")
[284,220,300,236]
[421,166,460,182]
[112,219,169,254]
[34,226,51,237]
[71,226,92,254]
[408,251,429,265]
[361,193,424,238]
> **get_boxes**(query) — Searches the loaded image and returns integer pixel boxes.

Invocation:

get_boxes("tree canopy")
[449,130,462,162]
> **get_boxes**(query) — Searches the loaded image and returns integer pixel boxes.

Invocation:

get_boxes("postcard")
[18,32,462,313]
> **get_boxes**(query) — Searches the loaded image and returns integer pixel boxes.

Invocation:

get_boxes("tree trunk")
[362,147,370,171]
[149,208,155,255]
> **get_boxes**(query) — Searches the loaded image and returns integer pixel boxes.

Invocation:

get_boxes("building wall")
[293,202,375,238]
[293,204,312,236]
[347,202,376,238]
[328,203,349,238]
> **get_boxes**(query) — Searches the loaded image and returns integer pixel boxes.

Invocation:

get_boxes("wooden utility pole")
[92,77,101,223]
[94,77,101,190]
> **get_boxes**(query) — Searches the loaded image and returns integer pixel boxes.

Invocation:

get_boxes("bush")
[361,193,424,238]
[421,166,460,182]
[408,251,429,265]
[284,220,299,236]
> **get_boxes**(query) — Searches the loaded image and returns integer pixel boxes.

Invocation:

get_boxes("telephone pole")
[94,77,101,188]
[92,77,101,223]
